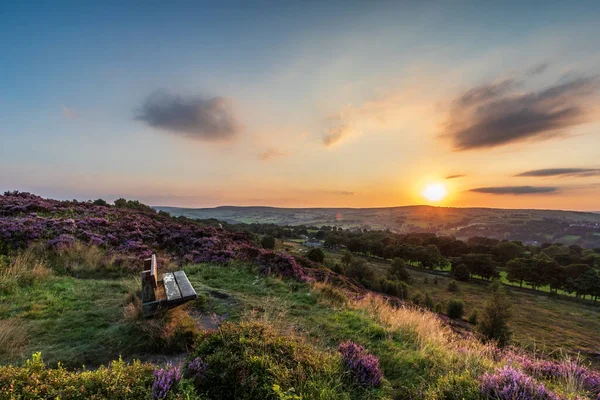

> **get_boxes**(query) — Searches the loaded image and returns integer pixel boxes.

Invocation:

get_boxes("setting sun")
[423,183,447,202]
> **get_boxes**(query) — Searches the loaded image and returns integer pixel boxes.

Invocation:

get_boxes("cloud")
[331,190,354,196]
[136,90,239,141]
[469,186,559,195]
[258,148,287,161]
[515,168,600,178]
[444,75,600,150]
[323,116,353,147]
[526,63,549,76]
[445,174,465,179]
[62,105,76,119]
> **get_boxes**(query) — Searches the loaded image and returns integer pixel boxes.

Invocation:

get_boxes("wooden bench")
[141,254,197,317]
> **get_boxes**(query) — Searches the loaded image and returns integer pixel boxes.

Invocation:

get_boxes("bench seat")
[141,254,197,317]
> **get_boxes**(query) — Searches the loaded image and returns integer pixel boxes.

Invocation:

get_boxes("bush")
[434,302,444,313]
[447,281,460,293]
[446,299,465,319]
[261,235,276,250]
[453,263,471,282]
[306,248,325,263]
[0,352,154,399]
[468,311,478,325]
[345,259,375,286]
[380,279,409,299]
[424,292,435,310]
[433,276,438,285]
[412,293,422,306]
[188,322,353,399]
[478,283,512,347]
[389,258,411,282]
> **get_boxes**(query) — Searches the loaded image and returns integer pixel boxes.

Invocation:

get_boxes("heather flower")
[187,357,208,380]
[338,341,383,388]
[479,366,560,400]
[152,363,182,400]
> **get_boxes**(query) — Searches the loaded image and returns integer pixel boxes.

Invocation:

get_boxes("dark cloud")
[445,174,465,179]
[136,90,239,141]
[526,63,549,76]
[470,186,559,195]
[444,76,599,150]
[515,168,600,178]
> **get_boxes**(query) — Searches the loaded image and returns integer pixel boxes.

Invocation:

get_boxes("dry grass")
[0,319,28,361]
[0,249,53,292]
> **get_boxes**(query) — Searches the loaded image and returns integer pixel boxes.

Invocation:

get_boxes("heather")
[2,192,600,399]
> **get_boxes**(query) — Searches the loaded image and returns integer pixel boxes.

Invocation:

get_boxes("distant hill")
[155,205,600,247]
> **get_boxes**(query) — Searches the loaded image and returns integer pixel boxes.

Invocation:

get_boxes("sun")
[422,183,447,202]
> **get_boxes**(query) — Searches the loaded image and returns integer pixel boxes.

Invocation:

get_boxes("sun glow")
[422,183,447,202]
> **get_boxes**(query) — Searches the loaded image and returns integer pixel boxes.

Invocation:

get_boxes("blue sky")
[2,1,600,209]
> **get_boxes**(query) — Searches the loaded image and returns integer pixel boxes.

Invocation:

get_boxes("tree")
[452,263,470,282]
[341,251,354,267]
[345,259,375,286]
[92,198,108,206]
[261,235,276,250]
[461,254,498,280]
[389,258,411,282]
[478,282,512,347]
[306,248,325,263]
[494,242,525,264]
[505,258,529,287]
[416,245,443,269]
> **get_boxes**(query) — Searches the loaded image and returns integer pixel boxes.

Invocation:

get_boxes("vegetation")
[478,283,513,347]
[447,299,465,319]
[2,192,600,399]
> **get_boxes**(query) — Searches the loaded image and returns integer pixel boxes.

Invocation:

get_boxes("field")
[157,205,600,247]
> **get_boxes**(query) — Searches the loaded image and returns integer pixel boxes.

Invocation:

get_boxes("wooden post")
[142,271,156,302]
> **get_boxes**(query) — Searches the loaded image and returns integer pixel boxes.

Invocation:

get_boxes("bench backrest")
[142,254,158,303]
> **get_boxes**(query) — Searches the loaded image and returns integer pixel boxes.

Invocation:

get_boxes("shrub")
[434,302,444,313]
[446,299,465,319]
[261,235,276,250]
[338,341,383,388]
[345,259,375,286]
[479,366,560,400]
[0,352,154,399]
[389,258,411,282]
[306,248,325,263]
[424,292,435,310]
[478,283,512,347]
[468,310,478,325]
[447,280,460,293]
[188,322,351,399]
[411,292,422,306]
[433,276,438,285]
[380,278,409,299]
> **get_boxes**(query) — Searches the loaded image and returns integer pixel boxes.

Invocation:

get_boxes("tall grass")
[0,319,27,361]
[0,249,52,293]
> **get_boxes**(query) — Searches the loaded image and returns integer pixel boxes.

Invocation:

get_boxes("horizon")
[2,1,600,210]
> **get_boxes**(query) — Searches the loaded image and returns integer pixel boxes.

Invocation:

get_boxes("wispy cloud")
[515,168,600,178]
[331,190,354,196]
[470,186,559,195]
[444,75,600,150]
[136,90,240,141]
[445,174,465,179]
[62,105,76,119]
[258,148,287,161]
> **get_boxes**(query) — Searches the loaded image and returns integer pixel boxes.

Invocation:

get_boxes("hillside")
[156,205,600,247]
[2,192,600,399]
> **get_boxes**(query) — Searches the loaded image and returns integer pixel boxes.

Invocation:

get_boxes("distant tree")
[478,282,512,347]
[461,253,498,280]
[494,242,525,264]
[452,263,471,282]
[306,248,325,263]
[345,259,375,286]
[446,299,465,319]
[261,235,276,250]
[505,258,530,287]
[92,198,108,206]
[389,258,411,282]
[416,245,443,269]
[315,230,326,240]
[341,251,354,267]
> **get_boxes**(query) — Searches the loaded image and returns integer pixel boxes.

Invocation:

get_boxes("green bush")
[389,258,411,282]
[380,279,409,299]
[478,283,512,347]
[447,281,460,293]
[188,321,368,400]
[468,310,478,325]
[0,353,154,400]
[261,235,276,250]
[434,302,444,313]
[424,292,435,310]
[446,299,465,319]
[452,263,470,282]
[306,248,325,263]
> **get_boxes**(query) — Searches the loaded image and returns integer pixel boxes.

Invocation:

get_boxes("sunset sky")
[2,1,600,210]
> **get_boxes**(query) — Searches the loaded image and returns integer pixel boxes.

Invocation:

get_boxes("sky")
[1,1,600,210]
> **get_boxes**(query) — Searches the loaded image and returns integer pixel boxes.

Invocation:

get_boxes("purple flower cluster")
[152,364,182,400]
[187,357,208,380]
[479,366,560,400]
[338,341,383,388]
[514,355,600,395]
[0,192,320,283]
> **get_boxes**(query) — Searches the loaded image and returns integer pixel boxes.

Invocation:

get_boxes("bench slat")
[163,273,182,302]
[173,271,197,301]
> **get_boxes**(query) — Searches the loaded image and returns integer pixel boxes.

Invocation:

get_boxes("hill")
[1,192,600,399]
[156,205,600,247]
